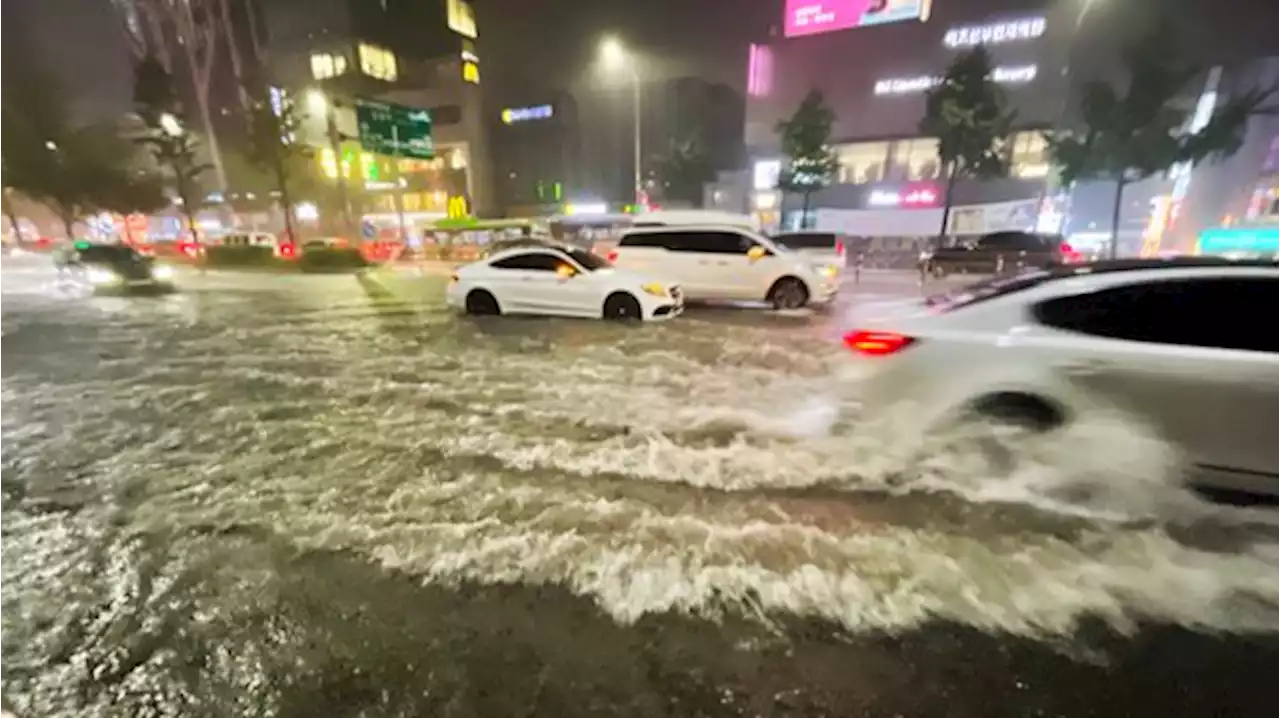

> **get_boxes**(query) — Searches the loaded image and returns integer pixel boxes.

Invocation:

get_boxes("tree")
[118,0,228,190]
[919,47,1015,246]
[244,87,317,241]
[133,56,211,244]
[649,135,715,207]
[1044,24,1274,258]
[775,90,839,229]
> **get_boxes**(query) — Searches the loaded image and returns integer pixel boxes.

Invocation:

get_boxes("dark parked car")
[54,242,175,292]
[922,231,1083,276]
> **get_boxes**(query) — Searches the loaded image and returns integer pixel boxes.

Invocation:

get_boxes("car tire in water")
[603,292,642,321]
[767,277,809,310]
[465,289,501,316]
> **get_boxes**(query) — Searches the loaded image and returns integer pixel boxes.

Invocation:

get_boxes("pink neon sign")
[783,0,930,38]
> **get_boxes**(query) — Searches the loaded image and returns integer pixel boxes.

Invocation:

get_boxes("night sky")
[6,0,1277,119]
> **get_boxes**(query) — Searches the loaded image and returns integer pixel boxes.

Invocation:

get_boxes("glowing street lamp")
[159,112,184,137]
[598,36,642,207]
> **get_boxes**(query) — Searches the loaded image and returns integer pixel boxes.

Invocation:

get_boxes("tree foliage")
[243,87,319,240]
[1044,23,1274,256]
[775,90,839,227]
[649,135,715,207]
[133,56,210,241]
[919,47,1015,241]
[3,53,166,238]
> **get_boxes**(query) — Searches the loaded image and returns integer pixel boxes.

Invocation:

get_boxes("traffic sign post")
[354,99,434,159]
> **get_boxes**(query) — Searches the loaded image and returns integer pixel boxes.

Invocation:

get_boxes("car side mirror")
[747,246,767,261]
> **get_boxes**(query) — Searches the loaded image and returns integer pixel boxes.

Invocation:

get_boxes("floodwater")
[2,261,1275,717]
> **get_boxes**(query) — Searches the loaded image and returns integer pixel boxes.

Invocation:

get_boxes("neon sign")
[943,17,1046,49]
[874,65,1038,95]
[501,105,553,124]
[783,0,930,38]
[866,182,940,208]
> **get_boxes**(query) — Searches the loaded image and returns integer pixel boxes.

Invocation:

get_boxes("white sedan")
[841,258,1278,495]
[446,244,683,321]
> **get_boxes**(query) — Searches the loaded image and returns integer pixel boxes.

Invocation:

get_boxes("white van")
[220,231,297,258]
[608,224,838,310]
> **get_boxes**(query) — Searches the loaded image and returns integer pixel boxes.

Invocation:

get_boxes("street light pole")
[601,37,644,208]
[631,69,642,208]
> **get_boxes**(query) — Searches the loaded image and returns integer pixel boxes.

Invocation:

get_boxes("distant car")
[922,231,1082,277]
[54,242,175,292]
[841,257,1278,495]
[446,244,682,321]
[220,231,297,258]
[609,225,838,310]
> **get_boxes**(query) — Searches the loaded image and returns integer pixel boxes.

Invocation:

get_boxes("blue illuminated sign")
[501,105,554,124]
[1197,225,1280,255]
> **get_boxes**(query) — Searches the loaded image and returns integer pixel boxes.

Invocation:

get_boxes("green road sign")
[354,98,434,159]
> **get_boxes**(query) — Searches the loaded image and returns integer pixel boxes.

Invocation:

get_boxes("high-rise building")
[261,0,494,222]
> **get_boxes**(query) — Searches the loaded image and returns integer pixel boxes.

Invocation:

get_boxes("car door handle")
[1058,359,1109,376]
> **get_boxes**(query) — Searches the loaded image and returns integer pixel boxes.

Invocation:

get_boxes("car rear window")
[773,233,838,250]
[925,270,1055,311]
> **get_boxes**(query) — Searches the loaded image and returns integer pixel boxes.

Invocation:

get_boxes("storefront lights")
[874,65,1038,95]
[943,17,1046,49]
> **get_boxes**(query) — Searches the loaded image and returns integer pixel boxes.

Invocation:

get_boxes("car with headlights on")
[54,242,176,292]
[840,257,1278,495]
[447,243,682,320]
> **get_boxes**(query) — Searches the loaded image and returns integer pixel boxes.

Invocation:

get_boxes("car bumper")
[640,291,684,321]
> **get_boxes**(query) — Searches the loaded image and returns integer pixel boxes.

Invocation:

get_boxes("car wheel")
[465,289,501,316]
[603,292,642,321]
[767,277,809,310]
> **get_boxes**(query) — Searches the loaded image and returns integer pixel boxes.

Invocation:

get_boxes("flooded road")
[2,263,1275,717]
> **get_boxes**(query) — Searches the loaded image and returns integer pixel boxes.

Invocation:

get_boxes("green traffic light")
[74,241,91,250]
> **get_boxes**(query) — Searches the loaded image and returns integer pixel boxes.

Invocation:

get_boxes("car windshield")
[78,245,143,263]
[565,247,610,271]
[925,270,1054,311]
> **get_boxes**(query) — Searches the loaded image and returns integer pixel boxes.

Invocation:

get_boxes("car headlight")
[640,282,669,298]
[816,264,839,278]
[152,265,174,280]
[86,268,118,284]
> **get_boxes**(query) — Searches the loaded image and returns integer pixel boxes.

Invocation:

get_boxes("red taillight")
[279,243,297,259]
[606,250,618,263]
[835,238,845,257]
[1059,242,1082,263]
[842,330,915,356]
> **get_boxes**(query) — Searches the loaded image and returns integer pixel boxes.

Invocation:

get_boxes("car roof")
[622,224,757,235]
[481,245,571,263]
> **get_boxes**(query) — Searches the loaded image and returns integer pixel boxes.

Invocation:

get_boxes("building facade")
[731,0,1079,234]
[261,0,494,224]
[488,91,581,217]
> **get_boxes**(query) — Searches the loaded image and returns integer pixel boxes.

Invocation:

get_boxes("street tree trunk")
[800,190,812,229]
[274,158,295,243]
[1109,177,1126,260]
[61,214,77,242]
[4,195,23,246]
[936,163,958,250]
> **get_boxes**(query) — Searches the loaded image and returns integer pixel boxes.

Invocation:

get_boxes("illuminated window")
[310,52,347,80]
[358,43,398,81]
[892,138,941,180]
[447,0,478,39]
[1009,131,1048,177]
[462,60,480,85]
[834,142,891,184]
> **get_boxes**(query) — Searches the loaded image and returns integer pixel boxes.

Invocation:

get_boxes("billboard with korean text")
[783,0,931,38]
